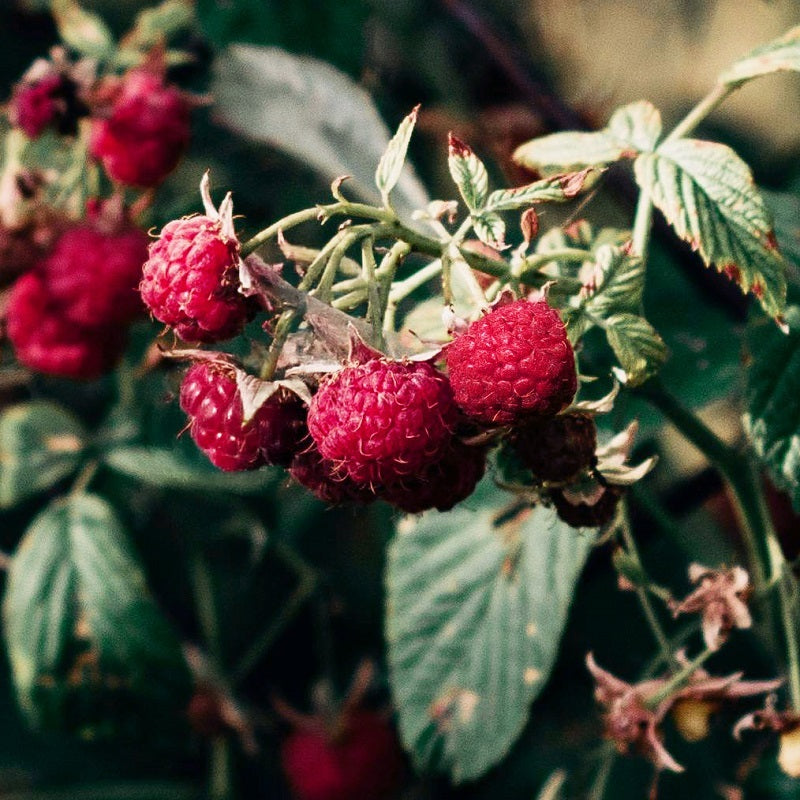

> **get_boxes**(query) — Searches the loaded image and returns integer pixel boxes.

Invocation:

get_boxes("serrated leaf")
[0,402,86,508]
[721,26,800,86]
[386,479,594,782]
[104,446,273,494]
[3,494,188,731]
[485,168,593,212]
[376,105,419,202]
[744,306,800,507]
[211,46,429,220]
[634,139,786,319]
[472,212,506,249]
[605,313,668,386]
[51,0,115,60]
[448,134,489,212]
[513,101,661,171]
[582,244,644,317]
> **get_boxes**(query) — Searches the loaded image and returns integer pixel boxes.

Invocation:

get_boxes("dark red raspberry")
[307,359,458,486]
[512,412,597,483]
[289,445,376,505]
[382,439,486,513]
[180,362,307,472]
[90,69,191,187]
[37,220,148,328]
[445,298,577,425]
[10,73,85,139]
[281,711,403,800]
[6,272,126,379]
[551,485,623,528]
[140,215,252,343]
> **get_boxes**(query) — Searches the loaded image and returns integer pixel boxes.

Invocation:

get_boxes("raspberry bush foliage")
[4,3,800,799]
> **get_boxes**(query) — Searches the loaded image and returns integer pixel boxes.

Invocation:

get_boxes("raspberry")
[382,439,486,513]
[90,69,191,188]
[281,711,403,800]
[180,362,307,472]
[512,412,597,483]
[38,220,148,328]
[289,445,376,505]
[6,272,126,379]
[10,73,85,139]
[551,485,622,528]
[445,298,577,425]
[307,359,458,486]
[140,215,252,343]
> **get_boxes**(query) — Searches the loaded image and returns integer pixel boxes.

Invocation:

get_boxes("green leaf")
[472,211,506,249]
[744,306,800,507]
[122,0,195,50]
[485,169,593,212]
[104,446,273,494]
[51,0,115,60]
[0,402,85,508]
[211,46,430,220]
[376,105,419,203]
[448,133,489,212]
[582,244,644,317]
[3,494,188,731]
[513,101,661,171]
[721,25,800,86]
[634,138,786,319]
[605,313,668,386]
[386,479,594,782]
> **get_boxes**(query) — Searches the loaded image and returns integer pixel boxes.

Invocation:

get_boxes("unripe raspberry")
[281,710,403,800]
[307,359,458,486]
[180,362,306,472]
[38,219,148,328]
[140,215,252,343]
[551,485,622,528]
[512,412,597,483]
[6,272,126,379]
[445,298,577,425]
[90,69,191,188]
[289,445,377,506]
[382,439,486,513]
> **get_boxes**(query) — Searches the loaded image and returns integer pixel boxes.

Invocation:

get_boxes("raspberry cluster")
[5,208,149,379]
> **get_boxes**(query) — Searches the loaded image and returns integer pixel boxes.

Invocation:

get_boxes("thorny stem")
[637,380,800,710]
[617,507,678,669]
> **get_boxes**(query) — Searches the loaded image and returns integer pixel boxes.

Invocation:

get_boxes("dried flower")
[670,564,752,651]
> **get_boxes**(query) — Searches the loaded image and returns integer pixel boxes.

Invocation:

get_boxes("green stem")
[240,207,323,257]
[378,242,412,336]
[618,507,678,669]
[646,648,714,708]
[664,83,734,143]
[516,247,593,283]
[209,738,235,800]
[259,309,297,380]
[361,237,384,349]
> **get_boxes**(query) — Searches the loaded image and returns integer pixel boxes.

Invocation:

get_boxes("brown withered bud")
[670,564,752,651]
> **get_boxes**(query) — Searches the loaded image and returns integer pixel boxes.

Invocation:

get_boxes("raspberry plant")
[2,3,800,799]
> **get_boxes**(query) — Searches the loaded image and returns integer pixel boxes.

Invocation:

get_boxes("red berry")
[180,362,306,472]
[382,439,486,513]
[10,73,85,139]
[6,272,126,379]
[307,359,458,486]
[140,215,252,343]
[289,445,377,505]
[445,299,577,425]
[38,220,148,328]
[281,711,403,800]
[551,485,622,528]
[512,412,597,483]
[90,69,191,188]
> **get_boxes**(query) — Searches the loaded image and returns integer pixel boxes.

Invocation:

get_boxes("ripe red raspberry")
[289,445,377,505]
[180,361,307,472]
[37,220,148,328]
[551,485,623,528]
[512,412,597,483]
[6,272,126,378]
[382,439,486,513]
[307,359,458,486]
[90,69,191,187]
[445,298,577,425]
[140,215,252,343]
[281,710,403,800]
